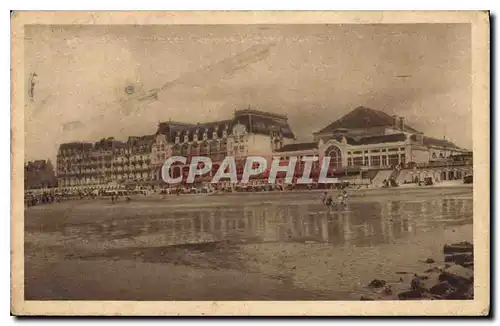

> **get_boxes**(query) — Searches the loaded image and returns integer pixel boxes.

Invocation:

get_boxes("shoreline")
[24,187,473,301]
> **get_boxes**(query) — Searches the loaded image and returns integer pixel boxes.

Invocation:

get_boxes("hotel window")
[372,156,381,166]
[389,148,398,152]
[363,157,369,166]
[400,154,406,165]
[353,157,363,166]
[370,149,380,153]
[348,158,353,166]
[400,147,405,151]
[354,151,362,154]
[382,156,387,166]
[348,152,352,155]
[388,154,399,166]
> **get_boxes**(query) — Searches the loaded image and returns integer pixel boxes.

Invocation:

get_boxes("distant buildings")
[56,136,154,188]
[24,160,57,189]
[54,106,472,188]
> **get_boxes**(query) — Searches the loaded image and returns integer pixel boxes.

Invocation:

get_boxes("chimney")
[392,115,398,129]
[399,117,405,130]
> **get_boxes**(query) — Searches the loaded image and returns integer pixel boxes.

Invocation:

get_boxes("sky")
[24,23,471,162]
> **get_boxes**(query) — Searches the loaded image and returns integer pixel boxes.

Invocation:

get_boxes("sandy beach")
[24,186,473,300]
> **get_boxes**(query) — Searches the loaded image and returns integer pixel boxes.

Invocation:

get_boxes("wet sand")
[24,186,473,300]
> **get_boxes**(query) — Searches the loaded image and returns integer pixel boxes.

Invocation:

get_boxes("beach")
[24,186,473,300]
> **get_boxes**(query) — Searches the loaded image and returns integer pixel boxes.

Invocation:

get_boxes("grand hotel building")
[56,106,471,188]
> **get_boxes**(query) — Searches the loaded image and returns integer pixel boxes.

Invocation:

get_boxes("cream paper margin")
[10,11,490,316]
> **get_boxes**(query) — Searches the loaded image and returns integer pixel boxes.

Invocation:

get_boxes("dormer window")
[184,135,188,143]
[193,133,198,142]
[223,130,228,137]
[203,132,208,141]
[212,131,217,139]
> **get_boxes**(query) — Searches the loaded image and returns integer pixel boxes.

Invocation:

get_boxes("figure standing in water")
[336,192,344,206]
[322,191,334,210]
[342,190,349,205]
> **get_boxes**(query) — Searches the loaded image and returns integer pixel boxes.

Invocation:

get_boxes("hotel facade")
[56,106,471,188]
[56,135,154,188]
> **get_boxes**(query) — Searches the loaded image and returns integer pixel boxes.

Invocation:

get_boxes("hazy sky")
[24,24,471,162]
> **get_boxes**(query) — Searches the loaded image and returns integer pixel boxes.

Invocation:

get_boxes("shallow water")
[25,187,473,300]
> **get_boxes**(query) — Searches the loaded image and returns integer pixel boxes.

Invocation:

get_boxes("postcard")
[11,11,490,316]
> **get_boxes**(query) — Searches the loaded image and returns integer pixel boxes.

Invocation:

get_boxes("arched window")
[325,146,342,168]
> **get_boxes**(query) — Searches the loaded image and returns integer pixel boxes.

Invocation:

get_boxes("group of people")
[25,192,60,207]
[321,190,349,209]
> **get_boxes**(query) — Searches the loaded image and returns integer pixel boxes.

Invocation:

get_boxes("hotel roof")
[156,108,296,140]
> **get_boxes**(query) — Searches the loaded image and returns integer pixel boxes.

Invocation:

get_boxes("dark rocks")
[398,289,424,300]
[442,285,474,300]
[444,253,473,265]
[411,276,424,290]
[429,281,454,296]
[461,261,474,269]
[424,266,443,273]
[443,241,473,254]
[426,294,444,300]
[391,241,475,301]
[438,265,473,288]
[368,279,386,288]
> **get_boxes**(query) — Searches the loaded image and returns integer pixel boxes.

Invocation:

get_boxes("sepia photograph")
[11,11,490,316]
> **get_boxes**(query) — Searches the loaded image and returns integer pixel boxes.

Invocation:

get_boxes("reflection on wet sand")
[24,190,474,300]
[56,197,473,249]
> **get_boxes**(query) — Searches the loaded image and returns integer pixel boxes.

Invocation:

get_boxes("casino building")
[273,106,472,185]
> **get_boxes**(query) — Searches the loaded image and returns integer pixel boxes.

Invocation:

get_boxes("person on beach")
[341,190,349,205]
[336,192,344,206]
[322,191,334,209]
